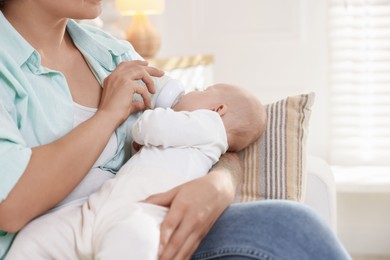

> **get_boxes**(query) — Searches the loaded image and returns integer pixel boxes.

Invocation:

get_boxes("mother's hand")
[144,153,243,260]
[98,60,164,126]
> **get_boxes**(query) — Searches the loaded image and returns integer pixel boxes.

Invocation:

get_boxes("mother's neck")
[2,3,69,56]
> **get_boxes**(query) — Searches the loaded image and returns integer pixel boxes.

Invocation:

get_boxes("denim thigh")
[192,200,351,260]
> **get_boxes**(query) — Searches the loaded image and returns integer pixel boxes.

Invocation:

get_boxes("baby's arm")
[132,108,228,156]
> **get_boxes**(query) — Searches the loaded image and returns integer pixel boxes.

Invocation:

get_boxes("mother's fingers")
[158,202,188,255]
[159,208,212,260]
[159,214,196,260]
[131,82,152,109]
[143,66,165,93]
[120,60,164,79]
[115,60,165,94]
[174,232,203,260]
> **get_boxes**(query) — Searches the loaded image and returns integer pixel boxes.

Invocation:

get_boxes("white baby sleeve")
[131,108,228,161]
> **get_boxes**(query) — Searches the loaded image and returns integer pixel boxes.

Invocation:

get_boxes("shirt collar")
[0,11,36,67]
[66,19,130,71]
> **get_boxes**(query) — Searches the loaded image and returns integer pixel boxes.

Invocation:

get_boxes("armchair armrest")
[303,155,337,233]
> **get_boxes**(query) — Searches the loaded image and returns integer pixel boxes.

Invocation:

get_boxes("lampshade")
[116,0,165,16]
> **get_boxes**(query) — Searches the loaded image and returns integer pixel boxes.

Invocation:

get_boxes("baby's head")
[173,84,267,152]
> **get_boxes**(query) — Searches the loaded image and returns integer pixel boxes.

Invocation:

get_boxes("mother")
[0,0,350,259]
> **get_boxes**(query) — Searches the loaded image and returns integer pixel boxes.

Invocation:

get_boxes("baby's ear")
[212,104,227,116]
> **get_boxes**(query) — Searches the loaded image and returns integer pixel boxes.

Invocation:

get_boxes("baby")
[7,82,267,260]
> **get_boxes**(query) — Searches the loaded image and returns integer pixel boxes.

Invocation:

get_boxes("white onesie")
[7,108,228,260]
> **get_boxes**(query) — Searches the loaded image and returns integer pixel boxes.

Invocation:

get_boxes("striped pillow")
[236,93,315,202]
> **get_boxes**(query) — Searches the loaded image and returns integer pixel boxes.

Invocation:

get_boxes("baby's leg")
[93,202,168,260]
[6,202,83,260]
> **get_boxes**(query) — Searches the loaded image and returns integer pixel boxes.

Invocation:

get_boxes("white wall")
[154,0,330,159]
[337,192,390,256]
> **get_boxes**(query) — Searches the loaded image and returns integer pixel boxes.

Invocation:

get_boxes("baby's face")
[172,86,222,112]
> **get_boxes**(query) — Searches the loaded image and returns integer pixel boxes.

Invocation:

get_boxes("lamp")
[116,0,165,59]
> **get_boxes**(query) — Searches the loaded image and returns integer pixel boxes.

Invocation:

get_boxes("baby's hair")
[215,84,267,152]
[0,0,6,8]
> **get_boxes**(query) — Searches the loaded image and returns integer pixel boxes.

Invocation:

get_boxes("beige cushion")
[236,93,315,202]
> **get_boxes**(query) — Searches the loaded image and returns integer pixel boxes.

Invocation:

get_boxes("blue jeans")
[192,200,351,260]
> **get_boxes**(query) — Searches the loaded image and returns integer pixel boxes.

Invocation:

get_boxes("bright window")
[329,0,390,166]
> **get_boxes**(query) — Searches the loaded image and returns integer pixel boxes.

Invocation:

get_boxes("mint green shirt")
[0,12,157,257]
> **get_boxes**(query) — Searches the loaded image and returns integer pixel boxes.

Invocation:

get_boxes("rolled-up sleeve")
[0,102,32,202]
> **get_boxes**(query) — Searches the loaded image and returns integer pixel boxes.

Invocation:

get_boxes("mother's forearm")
[208,152,243,202]
[0,111,118,233]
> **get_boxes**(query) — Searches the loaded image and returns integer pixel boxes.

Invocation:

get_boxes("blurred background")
[93,0,390,259]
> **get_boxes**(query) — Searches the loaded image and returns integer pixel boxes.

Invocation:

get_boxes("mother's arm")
[0,111,119,233]
[143,152,243,260]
